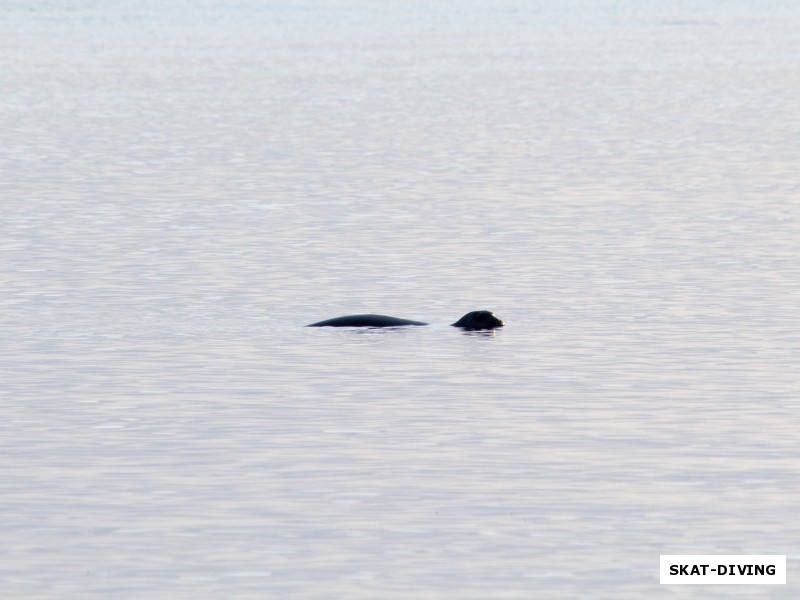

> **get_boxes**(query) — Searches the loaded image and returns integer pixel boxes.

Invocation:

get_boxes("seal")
[307,310,503,330]
[307,314,428,328]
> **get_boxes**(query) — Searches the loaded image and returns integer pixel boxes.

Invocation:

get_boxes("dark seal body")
[307,314,428,328]
[308,310,503,330]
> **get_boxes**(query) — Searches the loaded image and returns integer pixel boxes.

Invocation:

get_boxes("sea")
[1,1,798,598]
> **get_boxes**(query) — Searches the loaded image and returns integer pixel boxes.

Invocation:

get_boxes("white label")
[660,555,786,584]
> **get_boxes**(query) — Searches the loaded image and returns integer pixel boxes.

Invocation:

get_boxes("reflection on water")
[2,1,799,598]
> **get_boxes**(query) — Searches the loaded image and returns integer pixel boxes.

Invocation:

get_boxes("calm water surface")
[2,1,799,598]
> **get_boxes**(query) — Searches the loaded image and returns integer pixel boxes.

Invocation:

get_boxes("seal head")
[450,310,504,330]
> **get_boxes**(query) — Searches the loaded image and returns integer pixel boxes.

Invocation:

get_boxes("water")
[2,1,799,597]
